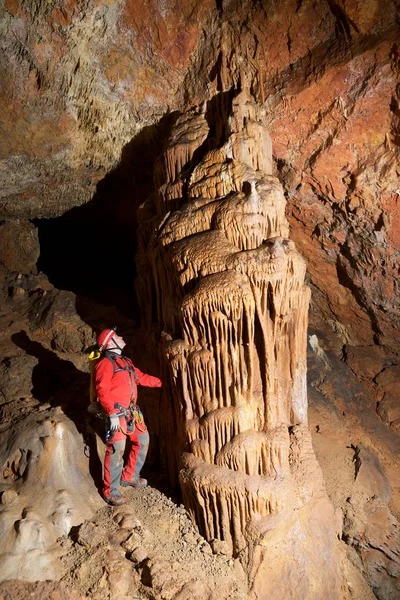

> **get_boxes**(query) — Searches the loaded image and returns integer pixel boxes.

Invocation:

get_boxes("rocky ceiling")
[1,0,399,355]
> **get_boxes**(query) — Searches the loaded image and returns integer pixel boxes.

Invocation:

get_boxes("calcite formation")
[1,0,399,365]
[0,408,102,581]
[137,90,343,597]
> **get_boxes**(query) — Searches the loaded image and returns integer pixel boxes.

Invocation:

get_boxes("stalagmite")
[136,88,343,598]
[0,409,102,581]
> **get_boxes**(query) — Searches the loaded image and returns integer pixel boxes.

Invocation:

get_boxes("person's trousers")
[103,424,150,497]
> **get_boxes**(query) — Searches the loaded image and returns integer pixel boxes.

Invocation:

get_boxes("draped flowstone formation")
[136,90,343,598]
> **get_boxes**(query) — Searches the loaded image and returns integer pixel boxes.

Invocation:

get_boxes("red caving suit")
[95,352,162,498]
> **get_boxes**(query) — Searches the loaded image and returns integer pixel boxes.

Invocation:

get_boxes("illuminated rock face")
[137,90,343,598]
[0,408,102,581]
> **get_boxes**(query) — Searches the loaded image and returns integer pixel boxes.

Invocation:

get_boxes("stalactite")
[159,202,219,246]
[154,108,210,215]
[180,453,284,555]
[166,231,237,290]
[197,405,258,462]
[186,349,216,417]
[215,427,290,477]
[227,90,273,175]
[189,151,246,200]
[213,183,288,250]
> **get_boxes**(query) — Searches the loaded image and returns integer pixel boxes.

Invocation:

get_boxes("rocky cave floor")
[0,264,399,600]
[0,481,248,600]
[60,483,248,600]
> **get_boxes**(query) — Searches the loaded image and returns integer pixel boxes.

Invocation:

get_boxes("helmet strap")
[109,339,123,353]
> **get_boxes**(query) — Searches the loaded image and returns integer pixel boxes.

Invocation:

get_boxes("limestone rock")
[0,0,212,218]
[0,409,102,581]
[0,580,87,600]
[76,521,103,548]
[210,538,232,556]
[344,497,400,600]
[136,90,343,598]
[377,395,400,426]
[0,220,40,274]
[344,345,391,381]
[343,445,400,599]
[375,366,400,391]
[375,366,400,426]
[353,445,392,505]
[28,288,95,353]
[0,354,38,405]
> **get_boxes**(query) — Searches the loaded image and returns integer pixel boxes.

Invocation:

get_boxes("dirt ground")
[60,482,248,600]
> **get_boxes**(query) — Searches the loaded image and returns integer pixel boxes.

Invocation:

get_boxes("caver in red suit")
[95,328,162,506]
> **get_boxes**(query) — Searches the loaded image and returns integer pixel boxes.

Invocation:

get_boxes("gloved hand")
[109,413,120,433]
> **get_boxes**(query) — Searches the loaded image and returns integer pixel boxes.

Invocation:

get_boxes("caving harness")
[88,349,147,440]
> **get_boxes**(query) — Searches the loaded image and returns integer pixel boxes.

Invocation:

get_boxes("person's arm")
[135,366,162,388]
[95,358,116,415]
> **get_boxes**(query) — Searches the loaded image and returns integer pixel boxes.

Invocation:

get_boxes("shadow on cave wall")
[26,91,246,497]
[33,111,180,324]
[11,331,87,409]
[28,114,184,493]
[11,330,104,489]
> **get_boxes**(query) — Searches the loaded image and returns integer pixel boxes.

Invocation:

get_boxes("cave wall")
[184,0,400,351]
[0,1,399,594]
[1,0,399,358]
[0,0,212,216]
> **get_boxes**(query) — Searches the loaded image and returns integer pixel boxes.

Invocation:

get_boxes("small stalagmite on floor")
[136,88,344,599]
[0,409,102,581]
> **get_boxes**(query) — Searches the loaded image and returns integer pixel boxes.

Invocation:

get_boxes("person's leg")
[103,433,126,500]
[121,431,150,486]
[121,433,140,482]
[134,431,150,479]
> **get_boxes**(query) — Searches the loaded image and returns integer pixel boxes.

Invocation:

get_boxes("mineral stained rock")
[1,0,398,357]
[0,221,40,275]
[136,89,343,598]
[343,445,400,600]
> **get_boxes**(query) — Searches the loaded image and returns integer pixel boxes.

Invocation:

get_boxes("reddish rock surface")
[1,0,398,355]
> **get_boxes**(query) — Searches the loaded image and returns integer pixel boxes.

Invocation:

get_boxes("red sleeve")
[135,366,162,388]
[95,358,116,415]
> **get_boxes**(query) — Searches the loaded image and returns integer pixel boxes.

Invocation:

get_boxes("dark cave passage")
[33,205,138,318]
[33,112,180,321]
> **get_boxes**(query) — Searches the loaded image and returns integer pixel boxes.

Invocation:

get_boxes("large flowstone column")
[136,90,343,599]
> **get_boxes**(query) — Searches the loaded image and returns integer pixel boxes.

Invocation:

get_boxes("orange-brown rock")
[123,0,213,70]
[0,220,39,275]
[344,345,392,381]
[1,0,399,357]
[376,366,400,423]
[343,445,400,599]
[0,579,87,600]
